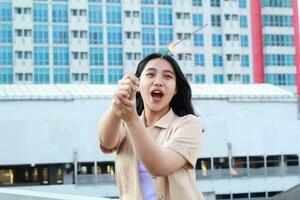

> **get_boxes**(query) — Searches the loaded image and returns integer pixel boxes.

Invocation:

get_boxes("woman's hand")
[112,74,139,122]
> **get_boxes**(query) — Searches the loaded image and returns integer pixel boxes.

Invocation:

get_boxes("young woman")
[99,53,204,200]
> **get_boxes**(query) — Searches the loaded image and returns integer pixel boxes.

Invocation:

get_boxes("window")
[0,2,12,22]
[158,0,172,5]
[54,68,70,84]
[107,27,122,45]
[241,54,249,67]
[33,4,48,22]
[106,6,121,24]
[211,0,220,7]
[141,7,154,25]
[194,54,205,66]
[242,75,250,84]
[213,74,224,84]
[0,24,12,43]
[192,0,202,6]
[194,34,204,46]
[0,68,13,84]
[89,5,102,24]
[89,26,103,45]
[212,34,222,47]
[211,15,221,27]
[53,47,69,66]
[240,35,248,47]
[142,48,155,58]
[213,54,223,67]
[159,28,173,46]
[34,47,49,65]
[142,27,155,45]
[262,0,291,8]
[264,34,293,46]
[34,25,49,44]
[195,75,205,83]
[263,15,293,27]
[106,0,121,3]
[89,48,104,66]
[265,54,295,66]
[141,0,154,4]
[107,48,123,66]
[240,15,248,27]
[158,8,172,25]
[89,0,102,2]
[265,73,296,85]
[108,68,123,84]
[239,0,247,8]
[193,14,203,26]
[34,68,49,84]
[53,25,68,44]
[90,68,104,84]
[52,4,68,23]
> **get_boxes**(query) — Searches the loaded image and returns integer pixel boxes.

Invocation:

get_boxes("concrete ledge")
[0,188,112,200]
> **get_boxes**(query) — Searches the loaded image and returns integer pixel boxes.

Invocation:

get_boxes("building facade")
[0,0,299,94]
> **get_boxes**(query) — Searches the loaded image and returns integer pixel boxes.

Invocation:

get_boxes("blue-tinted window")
[0,3,12,22]
[90,48,104,66]
[89,26,103,44]
[33,4,48,22]
[108,68,123,84]
[213,74,224,84]
[53,25,68,44]
[264,34,293,46]
[106,0,121,3]
[241,54,249,67]
[194,54,205,66]
[193,14,203,26]
[107,27,122,45]
[211,0,220,7]
[194,34,204,46]
[52,4,68,23]
[263,15,293,27]
[108,48,123,66]
[265,73,295,85]
[159,28,173,46]
[262,0,291,7]
[240,35,248,47]
[142,27,155,45]
[0,46,12,65]
[239,0,247,8]
[54,68,70,83]
[53,47,69,66]
[34,68,49,84]
[265,54,295,66]
[141,0,154,4]
[158,0,172,5]
[142,48,155,58]
[213,54,223,67]
[89,5,102,24]
[193,0,202,6]
[211,15,221,27]
[212,34,222,47]
[242,75,250,84]
[141,7,154,25]
[240,15,247,27]
[34,25,49,44]
[90,68,104,84]
[158,8,172,25]
[34,47,49,65]
[106,6,121,24]
[195,74,205,83]
[0,24,12,43]
[89,0,102,2]
[0,68,13,84]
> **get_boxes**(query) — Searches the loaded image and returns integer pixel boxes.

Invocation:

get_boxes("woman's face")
[139,58,177,113]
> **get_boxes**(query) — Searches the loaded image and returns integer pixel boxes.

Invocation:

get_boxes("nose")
[154,78,163,87]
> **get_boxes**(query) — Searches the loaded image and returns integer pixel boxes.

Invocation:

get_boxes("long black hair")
[135,53,195,117]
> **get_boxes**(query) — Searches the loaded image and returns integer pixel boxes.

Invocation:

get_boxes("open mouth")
[151,90,164,102]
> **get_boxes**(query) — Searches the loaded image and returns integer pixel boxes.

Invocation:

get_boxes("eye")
[164,74,173,79]
[146,73,155,77]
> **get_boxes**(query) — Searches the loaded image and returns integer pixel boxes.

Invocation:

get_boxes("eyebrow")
[145,67,175,75]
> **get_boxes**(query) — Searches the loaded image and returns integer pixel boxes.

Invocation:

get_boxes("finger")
[115,90,130,99]
[115,94,133,107]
